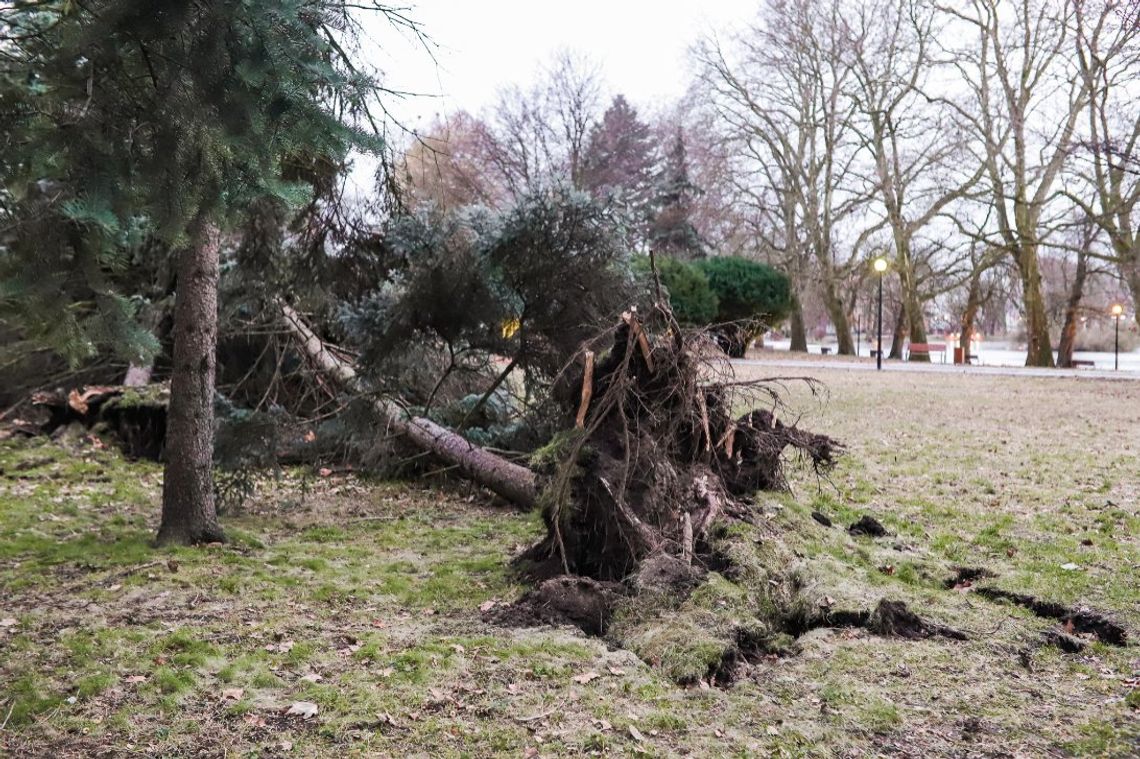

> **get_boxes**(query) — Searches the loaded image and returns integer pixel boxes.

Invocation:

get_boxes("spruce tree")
[1,1,393,544]
[650,128,706,260]
[580,95,656,242]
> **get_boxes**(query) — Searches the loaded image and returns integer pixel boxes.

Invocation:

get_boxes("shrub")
[694,256,793,326]
[632,256,718,325]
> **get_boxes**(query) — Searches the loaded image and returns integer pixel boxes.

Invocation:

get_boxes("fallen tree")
[278,301,538,508]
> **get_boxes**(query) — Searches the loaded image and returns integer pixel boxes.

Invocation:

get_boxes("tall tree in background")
[474,51,603,199]
[939,0,1133,366]
[1,0,397,544]
[650,129,706,260]
[845,0,983,361]
[696,0,865,354]
[580,95,656,217]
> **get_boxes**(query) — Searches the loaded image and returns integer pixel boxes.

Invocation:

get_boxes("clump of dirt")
[488,576,625,636]
[848,515,889,537]
[866,599,967,641]
[944,566,997,590]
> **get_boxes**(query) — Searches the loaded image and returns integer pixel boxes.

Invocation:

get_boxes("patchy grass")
[2,367,1139,757]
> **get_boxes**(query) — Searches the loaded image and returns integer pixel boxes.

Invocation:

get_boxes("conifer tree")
[1,0,395,544]
[650,129,706,260]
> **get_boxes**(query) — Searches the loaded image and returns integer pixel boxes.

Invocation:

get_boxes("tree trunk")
[888,303,906,360]
[1056,251,1089,368]
[156,217,225,546]
[788,293,808,352]
[1015,242,1055,367]
[820,281,855,355]
[960,274,982,357]
[278,303,538,509]
[899,268,929,362]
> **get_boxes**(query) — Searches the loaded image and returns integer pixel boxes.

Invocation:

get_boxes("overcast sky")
[367,1,755,128]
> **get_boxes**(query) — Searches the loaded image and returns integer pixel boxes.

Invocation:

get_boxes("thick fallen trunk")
[277,302,538,508]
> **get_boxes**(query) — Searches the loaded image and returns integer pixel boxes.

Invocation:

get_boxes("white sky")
[366,1,756,128]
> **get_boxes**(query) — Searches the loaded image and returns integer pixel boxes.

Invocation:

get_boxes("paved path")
[734,356,1140,381]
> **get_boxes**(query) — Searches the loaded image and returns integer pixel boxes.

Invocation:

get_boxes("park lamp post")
[873,257,888,370]
[1111,303,1124,370]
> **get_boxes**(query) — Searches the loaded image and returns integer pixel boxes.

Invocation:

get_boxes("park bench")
[907,342,947,363]
[1070,359,1095,368]
[820,347,832,355]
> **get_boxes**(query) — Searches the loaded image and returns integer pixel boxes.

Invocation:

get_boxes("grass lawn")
[1,366,1137,757]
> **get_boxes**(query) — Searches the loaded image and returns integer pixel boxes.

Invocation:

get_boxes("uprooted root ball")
[502,305,972,683]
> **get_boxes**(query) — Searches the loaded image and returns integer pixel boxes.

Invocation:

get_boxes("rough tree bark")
[888,303,906,360]
[1056,249,1089,369]
[820,279,855,355]
[788,294,808,352]
[960,274,982,359]
[156,217,225,546]
[278,303,538,508]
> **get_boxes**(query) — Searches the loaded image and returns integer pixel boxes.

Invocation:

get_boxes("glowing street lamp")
[1111,303,1124,370]
[873,257,888,371]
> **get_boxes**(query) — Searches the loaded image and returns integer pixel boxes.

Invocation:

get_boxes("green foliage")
[340,185,635,385]
[632,255,718,325]
[695,256,793,326]
[0,0,389,362]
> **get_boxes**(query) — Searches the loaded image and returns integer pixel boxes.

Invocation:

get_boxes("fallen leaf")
[450,644,466,653]
[1060,562,1080,571]
[523,748,539,759]
[124,675,146,684]
[572,671,600,684]
[299,673,322,683]
[279,740,293,751]
[242,713,267,727]
[318,467,332,477]
[377,667,395,678]
[878,564,895,576]
[766,725,780,735]
[0,618,17,628]
[285,701,319,719]
[478,600,498,613]
[221,687,244,701]
[303,430,317,443]
[607,666,626,676]
[628,725,646,742]
[594,719,612,731]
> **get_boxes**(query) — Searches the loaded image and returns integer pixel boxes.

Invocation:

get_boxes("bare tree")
[695,0,869,354]
[1065,0,1140,329]
[845,0,984,360]
[935,0,1132,366]
[473,51,604,199]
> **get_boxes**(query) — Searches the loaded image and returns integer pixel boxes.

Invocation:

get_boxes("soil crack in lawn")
[976,587,1129,646]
